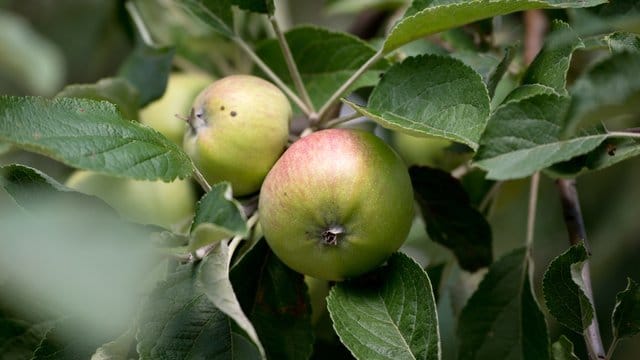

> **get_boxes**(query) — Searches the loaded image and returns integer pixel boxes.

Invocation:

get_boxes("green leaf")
[230,240,313,360]
[383,0,607,53]
[232,0,274,15]
[458,247,550,360]
[198,242,266,359]
[0,316,52,359]
[32,318,121,360]
[56,77,141,121]
[606,32,640,53]
[410,166,492,272]
[565,52,640,136]
[137,264,233,359]
[546,136,640,177]
[256,26,389,110]
[487,44,518,98]
[551,336,579,360]
[0,96,193,182]
[118,45,175,107]
[91,329,135,360]
[173,0,234,37]
[327,253,440,360]
[474,94,610,180]
[542,243,593,334]
[348,54,490,150]
[612,278,640,340]
[521,21,583,95]
[0,10,65,95]
[189,182,248,250]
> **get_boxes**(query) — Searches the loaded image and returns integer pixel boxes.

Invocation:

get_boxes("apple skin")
[139,72,214,144]
[65,170,196,228]
[259,129,414,281]
[184,75,291,197]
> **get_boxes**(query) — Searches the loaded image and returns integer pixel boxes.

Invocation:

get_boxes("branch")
[316,49,384,122]
[231,35,312,116]
[556,179,606,360]
[269,17,315,114]
[125,1,155,47]
[323,112,361,129]
[525,173,540,249]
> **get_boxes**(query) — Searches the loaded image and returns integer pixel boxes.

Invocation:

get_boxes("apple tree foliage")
[1,0,640,359]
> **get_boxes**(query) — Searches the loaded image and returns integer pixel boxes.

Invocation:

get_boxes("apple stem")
[269,16,315,114]
[231,35,312,116]
[192,167,212,192]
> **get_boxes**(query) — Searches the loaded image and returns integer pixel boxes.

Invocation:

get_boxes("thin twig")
[607,131,640,139]
[231,35,311,116]
[605,338,619,360]
[450,162,470,179]
[525,172,540,249]
[270,17,315,114]
[479,181,502,214]
[192,167,212,192]
[323,112,362,129]
[316,49,384,121]
[556,179,606,360]
[126,1,155,47]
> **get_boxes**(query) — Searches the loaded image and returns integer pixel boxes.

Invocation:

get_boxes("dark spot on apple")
[230,111,237,117]
[220,106,225,111]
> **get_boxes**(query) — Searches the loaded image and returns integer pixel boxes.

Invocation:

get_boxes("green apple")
[65,170,196,228]
[139,72,214,144]
[184,75,291,196]
[391,131,470,170]
[259,128,414,281]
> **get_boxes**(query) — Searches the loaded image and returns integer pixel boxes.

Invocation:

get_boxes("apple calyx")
[186,108,207,134]
[321,225,346,246]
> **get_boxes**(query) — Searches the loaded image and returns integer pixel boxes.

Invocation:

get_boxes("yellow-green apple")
[184,75,291,196]
[65,170,195,228]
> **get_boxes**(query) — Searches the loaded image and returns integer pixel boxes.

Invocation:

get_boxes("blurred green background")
[0,0,638,359]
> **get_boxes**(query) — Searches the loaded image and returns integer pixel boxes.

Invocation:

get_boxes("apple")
[391,131,470,170]
[184,75,291,196]
[259,129,414,281]
[139,72,214,144]
[65,170,196,229]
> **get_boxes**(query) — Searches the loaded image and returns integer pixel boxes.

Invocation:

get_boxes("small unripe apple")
[65,171,195,228]
[139,72,214,144]
[391,131,470,170]
[259,129,414,281]
[184,75,291,196]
